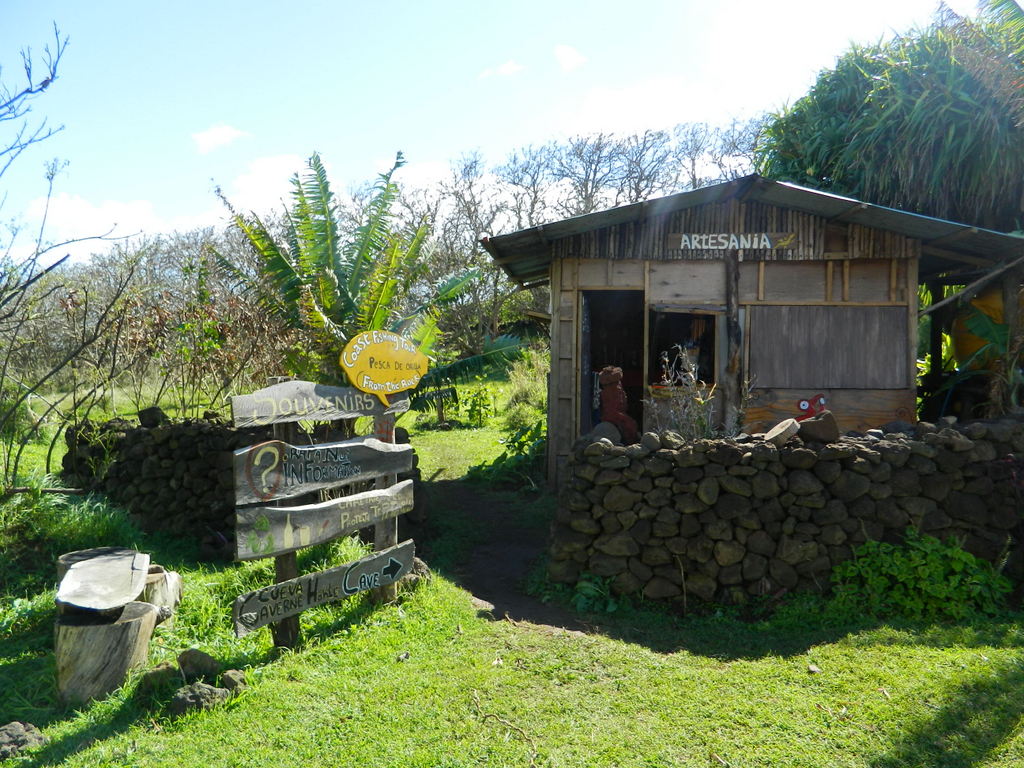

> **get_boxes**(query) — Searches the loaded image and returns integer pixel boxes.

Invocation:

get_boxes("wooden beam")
[923,226,978,248]
[921,244,997,268]
[920,251,1024,317]
[828,202,868,222]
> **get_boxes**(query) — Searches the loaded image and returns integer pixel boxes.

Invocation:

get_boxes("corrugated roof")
[480,174,1024,286]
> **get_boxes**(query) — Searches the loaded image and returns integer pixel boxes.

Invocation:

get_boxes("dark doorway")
[580,290,644,435]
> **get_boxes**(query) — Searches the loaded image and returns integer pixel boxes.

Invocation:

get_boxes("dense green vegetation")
[757,0,1024,232]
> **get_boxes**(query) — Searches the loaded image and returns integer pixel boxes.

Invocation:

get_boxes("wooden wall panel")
[748,306,909,388]
[559,258,577,290]
[739,262,759,302]
[647,260,726,304]
[847,260,891,302]
[762,262,827,303]
[610,260,644,288]
[744,388,916,434]
[577,259,610,287]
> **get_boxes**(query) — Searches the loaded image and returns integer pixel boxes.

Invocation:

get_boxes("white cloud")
[191,123,248,154]
[220,154,307,215]
[554,76,695,137]
[554,44,586,72]
[478,59,525,80]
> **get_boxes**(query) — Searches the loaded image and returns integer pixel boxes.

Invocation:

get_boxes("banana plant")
[218,152,520,401]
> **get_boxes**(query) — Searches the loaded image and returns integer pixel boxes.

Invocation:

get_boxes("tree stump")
[55,548,149,614]
[141,565,182,624]
[55,601,159,705]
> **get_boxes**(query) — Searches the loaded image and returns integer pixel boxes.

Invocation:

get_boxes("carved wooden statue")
[598,365,639,444]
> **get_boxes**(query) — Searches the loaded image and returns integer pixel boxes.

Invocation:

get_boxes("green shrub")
[830,528,1012,621]
[461,383,495,427]
[466,421,546,488]
[502,346,548,433]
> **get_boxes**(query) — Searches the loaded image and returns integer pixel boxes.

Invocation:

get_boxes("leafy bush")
[830,529,1012,621]
[461,383,495,427]
[502,346,548,432]
[466,420,546,488]
[569,572,620,614]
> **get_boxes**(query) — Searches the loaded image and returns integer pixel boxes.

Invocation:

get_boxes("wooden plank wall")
[747,306,909,388]
[546,202,921,485]
[551,200,917,263]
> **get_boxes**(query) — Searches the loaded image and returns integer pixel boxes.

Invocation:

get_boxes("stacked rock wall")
[63,416,269,542]
[549,420,1024,603]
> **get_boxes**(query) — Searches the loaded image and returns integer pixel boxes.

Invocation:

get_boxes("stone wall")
[63,411,423,557]
[63,413,268,551]
[549,420,1024,603]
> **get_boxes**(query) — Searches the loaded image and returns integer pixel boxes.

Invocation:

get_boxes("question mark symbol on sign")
[253,444,282,497]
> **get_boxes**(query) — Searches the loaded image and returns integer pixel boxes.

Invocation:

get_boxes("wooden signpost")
[232,540,414,636]
[231,370,423,647]
[235,479,414,560]
[233,437,414,505]
[231,381,409,428]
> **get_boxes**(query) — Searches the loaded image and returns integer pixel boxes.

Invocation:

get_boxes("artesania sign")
[666,232,797,250]
[340,330,429,406]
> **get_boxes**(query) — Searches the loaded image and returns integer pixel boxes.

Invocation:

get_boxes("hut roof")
[480,174,1024,287]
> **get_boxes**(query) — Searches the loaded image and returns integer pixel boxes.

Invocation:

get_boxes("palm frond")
[417,334,522,390]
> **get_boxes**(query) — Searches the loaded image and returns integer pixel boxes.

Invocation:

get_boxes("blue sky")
[2,0,977,260]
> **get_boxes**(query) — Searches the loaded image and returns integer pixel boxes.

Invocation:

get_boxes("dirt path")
[411,479,588,631]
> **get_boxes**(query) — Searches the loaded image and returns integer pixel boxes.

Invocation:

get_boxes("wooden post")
[723,252,742,433]
[268,376,300,648]
[371,412,398,603]
[1002,266,1023,414]
[927,281,944,390]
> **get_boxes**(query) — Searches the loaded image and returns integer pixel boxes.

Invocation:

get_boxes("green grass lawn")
[2,380,1023,767]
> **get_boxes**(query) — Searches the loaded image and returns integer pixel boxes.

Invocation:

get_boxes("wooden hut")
[481,174,1024,485]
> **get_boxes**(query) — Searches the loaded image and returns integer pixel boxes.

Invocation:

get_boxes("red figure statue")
[598,365,639,444]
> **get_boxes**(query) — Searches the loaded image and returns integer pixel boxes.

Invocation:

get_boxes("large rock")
[830,471,870,502]
[0,722,47,759]
[643,576,682,599]
[788,470,823,496]
[696,477,720,506]
[797,411,840,443]
[178,648,220,682]
[603,485,642,513]
[683,572,717,601]
[714,540,746,567]
[169,682,230,717]
[594,533,641,557]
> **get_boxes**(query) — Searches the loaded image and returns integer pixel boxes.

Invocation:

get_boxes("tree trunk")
[55,601,159,705]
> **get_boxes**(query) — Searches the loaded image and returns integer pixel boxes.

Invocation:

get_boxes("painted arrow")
[232,540,415,637]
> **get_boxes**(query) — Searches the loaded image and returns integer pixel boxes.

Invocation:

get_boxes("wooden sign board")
[666,232,797,250]
[233,436,414,505]
[340,331,429,406]
[56,549,150,613]
[235,479,414,561]
[232,540,414,636]
[231,381,409,428]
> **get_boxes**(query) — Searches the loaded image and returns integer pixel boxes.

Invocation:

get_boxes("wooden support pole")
[927,282,945,389]
[268,377,300,649]
[371,412,399,603]
[723,253,742,433]
[1002,266,1023,414]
